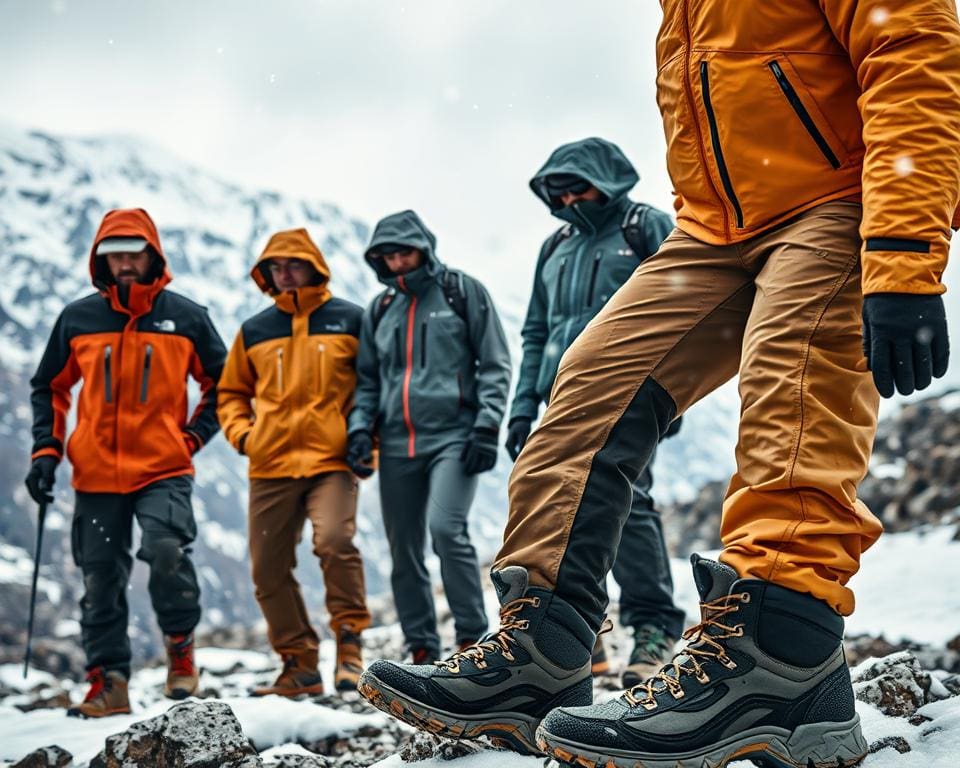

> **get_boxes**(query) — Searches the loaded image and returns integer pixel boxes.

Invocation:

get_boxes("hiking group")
[24,1,960,766]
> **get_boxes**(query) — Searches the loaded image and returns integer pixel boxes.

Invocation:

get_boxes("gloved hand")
[237,433,248,456]
[25,456,58,504]
[461,428,499,475]
[182,431,200,455]
[863,293,949,398]
[347,430,375,478]
[504,418,532,462]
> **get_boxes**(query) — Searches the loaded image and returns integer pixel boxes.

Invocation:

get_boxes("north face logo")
[153,319,176,332]
[323,322,346,332]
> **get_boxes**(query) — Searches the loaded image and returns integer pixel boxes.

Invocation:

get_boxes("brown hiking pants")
[249,472,370,656]
[497,201,882,625]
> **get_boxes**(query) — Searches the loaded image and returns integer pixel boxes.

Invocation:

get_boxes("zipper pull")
[104,345,113,403]
[276,348,284,394]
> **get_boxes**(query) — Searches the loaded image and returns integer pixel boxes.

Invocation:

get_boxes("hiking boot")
[252,650,324,697]
[536,554,868,768]
[164,633,199,699]
[411,647,438,665]
[358,566,594,755]
[456,638,480,653]
[621,624,676,689]
[591,635,611,676]
[67,667,131,718]
[335,627,364,693]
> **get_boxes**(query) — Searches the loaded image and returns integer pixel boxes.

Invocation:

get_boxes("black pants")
[72,476,200,676]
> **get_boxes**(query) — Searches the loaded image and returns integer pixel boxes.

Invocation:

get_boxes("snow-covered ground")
[1,524,959,767]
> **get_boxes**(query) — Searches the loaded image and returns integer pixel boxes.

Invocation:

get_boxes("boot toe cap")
[542,700,630,747]
[365,659,435,700]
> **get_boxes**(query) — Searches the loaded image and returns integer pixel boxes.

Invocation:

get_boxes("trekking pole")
[24,499,48,679]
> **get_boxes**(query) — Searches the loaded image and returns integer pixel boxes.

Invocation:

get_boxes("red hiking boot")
[67,667,131,718]
[164,633,200,699]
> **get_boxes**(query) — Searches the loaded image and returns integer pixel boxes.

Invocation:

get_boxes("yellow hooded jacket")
[657,0,960,295]
[217,229,363,478]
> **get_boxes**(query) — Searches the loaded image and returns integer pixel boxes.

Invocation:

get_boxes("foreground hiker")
[508,137,683,683]
[347,210,511,664]
[27,208,226,716]
[218,229,371,695]
[359,1,960,763]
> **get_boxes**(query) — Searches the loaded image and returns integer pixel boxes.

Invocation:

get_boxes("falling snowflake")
[894,156,915,177]
[216,47,224,55]
[442,85,461,104]
[870,6,890,25]
[268,74,277,84]
[762,158,770,167]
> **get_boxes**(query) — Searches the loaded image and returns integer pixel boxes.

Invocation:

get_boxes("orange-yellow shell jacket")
[657,0,960,295]
[29,208,227,493]
[217,229,362,479]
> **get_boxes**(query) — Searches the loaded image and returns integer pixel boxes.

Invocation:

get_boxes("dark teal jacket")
[348,210,512,458]
[510,137,674,423]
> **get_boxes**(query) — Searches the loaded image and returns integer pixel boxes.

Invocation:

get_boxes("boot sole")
[250,683,325,697]
[67,706,132,719]
[358,669,541,755]
[537,716,868,768]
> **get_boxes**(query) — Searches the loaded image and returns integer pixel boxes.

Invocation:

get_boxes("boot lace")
[623,592,749,710]
[437,596,540,674]
[168,634,195,678]
[83,667,106,702]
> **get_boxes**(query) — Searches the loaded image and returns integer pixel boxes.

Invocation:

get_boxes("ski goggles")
[369,243,417,258]
[543,174,594,198]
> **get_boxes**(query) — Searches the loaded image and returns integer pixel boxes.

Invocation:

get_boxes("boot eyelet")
[733,625,745,637]
[532,598,541,607]
[476,661,487,670]
[669,687,685,700]
[696,671,710,684]
[642,699,658,711]
[719,655,737,670]
[740,592,751,603]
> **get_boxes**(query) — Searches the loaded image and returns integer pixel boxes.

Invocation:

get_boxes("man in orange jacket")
[26,208,226,717]
[218,229,371,696]
[360,2,960,764]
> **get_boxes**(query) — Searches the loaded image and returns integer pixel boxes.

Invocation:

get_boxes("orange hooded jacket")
[217,229,363,479]
[657,0,960,294]
[30,208,227,493]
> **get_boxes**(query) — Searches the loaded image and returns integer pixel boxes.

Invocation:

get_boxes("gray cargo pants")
[379,443,488,656]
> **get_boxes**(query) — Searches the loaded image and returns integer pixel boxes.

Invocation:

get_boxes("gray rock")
[89,700,262,768]
[868,736,911,755]
[852,651,949,718]
[11,745,73,768]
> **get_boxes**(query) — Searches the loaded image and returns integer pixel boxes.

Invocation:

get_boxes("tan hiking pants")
[249,472,370,656]
[497,201,882,623]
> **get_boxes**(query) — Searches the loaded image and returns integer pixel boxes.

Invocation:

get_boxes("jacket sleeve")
[185,308,227,450]
[30,311,81,462]
[347,304,381,436]
[509,240,552,423]
[216,330,257,452]
[464,276,512,433]
[821,0,960,294]
[644,207,675,259]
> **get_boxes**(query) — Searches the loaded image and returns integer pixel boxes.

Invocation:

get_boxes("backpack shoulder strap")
[371,287,397,331]
[441,269,469,322]
[541,223,574,264]
[621,202,653,261]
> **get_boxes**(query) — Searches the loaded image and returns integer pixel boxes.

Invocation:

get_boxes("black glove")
[347,430,375,478]
[662,415,682,441]
[461,428,499,475]
[505,418,532,462]
[862,293,949,398]
[25,456,58,504]
[237,433,248,456]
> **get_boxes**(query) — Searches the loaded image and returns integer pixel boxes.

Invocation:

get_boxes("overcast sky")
[0,0,672,302]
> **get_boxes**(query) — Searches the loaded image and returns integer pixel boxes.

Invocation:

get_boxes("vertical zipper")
[768,61,841,169]
[556,257,567,311]
[276,348,284,395]
[317,342,326,392]
[103,345,113,403]
[586,253,601,306]
[402,298,418,457]
[699,61,743,230]
[139,344,153,403]
[420,322,428,368]
[394,327,402,367]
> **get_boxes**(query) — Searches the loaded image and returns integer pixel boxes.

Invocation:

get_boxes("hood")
[251,228,332,314]
[530,137,639,212]
[364,210,442,286]
[90,208,171,289]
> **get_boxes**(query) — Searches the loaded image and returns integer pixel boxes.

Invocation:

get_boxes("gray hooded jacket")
[348,210,512,458]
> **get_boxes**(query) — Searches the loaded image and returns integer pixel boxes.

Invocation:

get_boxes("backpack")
[541,201,658,263]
